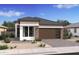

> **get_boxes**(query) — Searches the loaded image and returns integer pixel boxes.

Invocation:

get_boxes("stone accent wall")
[35,26,39,39]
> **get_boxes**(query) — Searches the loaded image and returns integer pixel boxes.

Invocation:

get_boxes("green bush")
[4,38,11,43]
[0,34,7,40]
[0,45,8,50]
[63,29,72,39]
[10,33,15,38]
[68,33,72,39]
[5,32,15,38]
[0,36,4,40]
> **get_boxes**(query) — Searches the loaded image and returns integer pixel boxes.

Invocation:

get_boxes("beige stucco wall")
[0,28,7,35]
[68,28,79,36]
[20,21,39,24]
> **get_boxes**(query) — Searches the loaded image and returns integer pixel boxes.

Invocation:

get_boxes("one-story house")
[0,26,7,35]
[66,22,79,37]
[15,17,64,41]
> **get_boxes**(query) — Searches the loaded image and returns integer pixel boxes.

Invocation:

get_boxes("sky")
[0,4,79,24]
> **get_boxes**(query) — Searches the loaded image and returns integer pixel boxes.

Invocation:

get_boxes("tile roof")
[66,22,79,28]
[15,17,62,26]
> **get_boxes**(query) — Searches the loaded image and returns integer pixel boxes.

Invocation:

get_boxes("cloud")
[0,10,24,17]
[53,4,79,9]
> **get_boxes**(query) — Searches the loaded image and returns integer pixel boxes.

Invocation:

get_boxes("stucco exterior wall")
[0,28,7,35]
[19,22,39,41]
[15,21,64,40]
[20,21,39,25]
[68,28,79,36]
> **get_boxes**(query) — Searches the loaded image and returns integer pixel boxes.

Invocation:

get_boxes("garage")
[39,28,61,39]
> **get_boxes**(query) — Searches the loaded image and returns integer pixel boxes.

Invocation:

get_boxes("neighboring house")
[0,26,7,35]
[66,22,79,37]
[15,17,64,41]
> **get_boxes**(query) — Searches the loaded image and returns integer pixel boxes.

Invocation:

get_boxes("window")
[29,26,34,36]
[23,26,28,37]
[23,26,34,37]
[17,25,20,37]
[74,28,77,33]
[17,27,20,37]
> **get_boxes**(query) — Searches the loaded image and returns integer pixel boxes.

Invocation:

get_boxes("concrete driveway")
[42,39,79,47]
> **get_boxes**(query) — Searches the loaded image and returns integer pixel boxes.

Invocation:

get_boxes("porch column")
[20,25,23,41]
[15,24,17,38]
[60,28,64,39]
[35,26,39,39]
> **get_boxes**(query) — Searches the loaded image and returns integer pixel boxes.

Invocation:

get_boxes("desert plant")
[31,40,36,43]
[35,38,42,41]
[76,40,79,42]
[0,35,4,40]
[42,43,46,47]
[0,45,8,50]
[10,47,13,49]
[74,35,78,37]
[63,29,72,39]
[10,46,16,49]
[4,38,11,43]
[14,46,17,48]
[37,42,45,47]
[10,33,15,38]
[68,33,72,39]
[0,34,7,40]
[22,39,26,42]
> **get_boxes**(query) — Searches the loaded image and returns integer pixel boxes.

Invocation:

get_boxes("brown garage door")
[39,28,61,39]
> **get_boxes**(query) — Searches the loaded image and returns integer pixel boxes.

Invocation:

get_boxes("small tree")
[57,20,70,26]
[63,29,72,39]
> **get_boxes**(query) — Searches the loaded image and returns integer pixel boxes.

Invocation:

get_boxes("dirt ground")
[0,40,51,49]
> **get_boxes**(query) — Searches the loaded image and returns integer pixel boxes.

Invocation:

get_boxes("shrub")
[31,40,36,43]
[68,33,72,39]
[10,47,13,49]
[35,38,42,41]
[14,46,17,48]
[10,33,15,38]
[10,46,16,49]
[0,45,8,50]
[0,36,4,40]
[4,38,11,43]
[42,43,46,47]
[37,42,45,47]
[22,39,26,42]
[63,29,72,39]
[74,35,78,37]
[76,40,79,42]
[0,34,6,40]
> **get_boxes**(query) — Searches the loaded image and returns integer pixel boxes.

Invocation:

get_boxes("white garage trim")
[39,26,64,28]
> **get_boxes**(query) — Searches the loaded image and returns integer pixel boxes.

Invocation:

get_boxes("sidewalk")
[1,46,79,55]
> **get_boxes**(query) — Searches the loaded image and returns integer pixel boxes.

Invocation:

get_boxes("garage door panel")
[39,28,60,39]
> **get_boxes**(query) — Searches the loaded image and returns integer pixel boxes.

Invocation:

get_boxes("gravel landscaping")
[0,40,51,49]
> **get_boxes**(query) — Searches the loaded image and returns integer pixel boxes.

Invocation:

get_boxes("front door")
[22,26,35,40]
